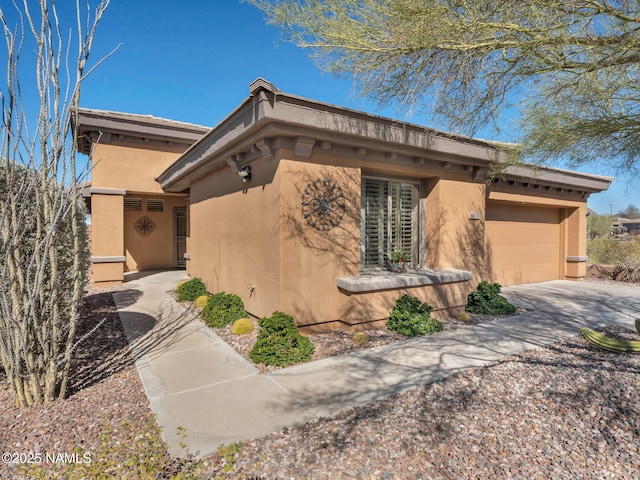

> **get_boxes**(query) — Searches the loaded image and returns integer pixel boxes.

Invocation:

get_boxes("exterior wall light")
[239,166,251,182]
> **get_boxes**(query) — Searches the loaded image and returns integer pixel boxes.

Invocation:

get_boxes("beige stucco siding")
[91,142,187,193]
[425,177,486,280]
[123,194,187,272]
[187,157,283,318]
[279,159,361,326]
[485,202,561,285]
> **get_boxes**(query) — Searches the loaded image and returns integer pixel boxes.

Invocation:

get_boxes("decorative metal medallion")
[134,216,156,237]
[301,178,345,231]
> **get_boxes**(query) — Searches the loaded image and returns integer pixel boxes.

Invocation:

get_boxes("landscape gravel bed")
[0,285,163,479]
[204,325,640,479]
[202,305,528,373]
[1,282,638,479]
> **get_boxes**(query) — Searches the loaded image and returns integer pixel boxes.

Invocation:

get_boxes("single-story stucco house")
[75,78,612,331]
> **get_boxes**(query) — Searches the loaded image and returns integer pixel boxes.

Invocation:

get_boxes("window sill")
[337,268,473,293]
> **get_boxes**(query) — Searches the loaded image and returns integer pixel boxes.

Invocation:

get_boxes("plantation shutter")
[362,178,419,268]
[362,179,388,267]
[391,182,419,264]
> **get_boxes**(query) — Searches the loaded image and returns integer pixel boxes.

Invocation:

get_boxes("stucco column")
[563,205,588,280]
[90,189,125,284]
[425,177,486,281]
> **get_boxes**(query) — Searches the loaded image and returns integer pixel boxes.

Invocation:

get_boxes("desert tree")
[616,203,640,219]
[249,0,640,173]
[587,213,613,239]
[0,0,113,406]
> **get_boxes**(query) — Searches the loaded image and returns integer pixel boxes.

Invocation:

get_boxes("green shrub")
[387,311,443,336]
[231,317,254,335]
[394,294,433,316]
[201,292,247,328]
[249,312,315,366]
[386,294,441,336]
[353,332,369,345]
[176,277,207,302]
[466,281,516,315]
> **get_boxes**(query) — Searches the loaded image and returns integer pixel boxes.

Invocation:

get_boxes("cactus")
[353,332,369,345]
[580,327,640,353]
[456,312,472,322]
[231,318,254,335]
[636,318,640,335]
[194,295,209,309]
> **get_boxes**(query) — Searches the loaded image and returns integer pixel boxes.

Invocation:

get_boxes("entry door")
[174,207,187,269]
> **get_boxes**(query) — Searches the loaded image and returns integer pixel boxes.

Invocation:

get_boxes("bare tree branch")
[0,0,111,407]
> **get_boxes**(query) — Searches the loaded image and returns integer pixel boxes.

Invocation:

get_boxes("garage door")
[485,202,561,286]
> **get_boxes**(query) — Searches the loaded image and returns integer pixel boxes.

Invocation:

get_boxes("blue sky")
[5,0,638,214]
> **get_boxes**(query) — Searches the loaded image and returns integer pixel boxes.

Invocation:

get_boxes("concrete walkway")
[113,272,640,458]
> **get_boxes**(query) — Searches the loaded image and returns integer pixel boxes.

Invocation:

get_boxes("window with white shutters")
[361,177,419,268]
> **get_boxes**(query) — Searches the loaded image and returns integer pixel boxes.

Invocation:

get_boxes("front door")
[174,207,187,269]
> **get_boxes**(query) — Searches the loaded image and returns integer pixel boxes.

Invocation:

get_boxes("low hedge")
[466,281,516,315]
[249,312,315,367]
[201,292,247,328]
[176,278,207,302]
[387,294,442,336]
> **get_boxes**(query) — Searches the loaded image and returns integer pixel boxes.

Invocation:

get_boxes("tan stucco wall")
[102,139,591,327]
[90,141,188,193]
[89,194,124,284]
[87,139,191,283]
[90,194,124,257]
[186,152,481,329]
[187,156,283,318]
[425,177,486,280]
[123,194,187,272]
[91,262,124,286]
[563,204,588,279]
[279,160,361,326]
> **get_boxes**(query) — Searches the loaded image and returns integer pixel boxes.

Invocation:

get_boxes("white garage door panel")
[486,203,561,286]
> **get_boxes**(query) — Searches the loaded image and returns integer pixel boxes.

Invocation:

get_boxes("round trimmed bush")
[387,311,443,336]
[249,312,315,366]
[231,318,254,335]
[353,332,369,345]
[202,292,247,328]
[466,281,516,315]
[386,294,441,336]
[194,295,209,309]
[176,278,207,302]
[394,294,433,316]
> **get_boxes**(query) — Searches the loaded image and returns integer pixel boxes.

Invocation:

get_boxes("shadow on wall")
[276,165,361,326]
[280,165,362,272]
[421,182,489,312]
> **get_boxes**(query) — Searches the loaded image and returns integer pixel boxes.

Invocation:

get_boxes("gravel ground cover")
[212,309,527,373]
[204,325,640,479]
[0,285,166,479]
[1,282,639,479]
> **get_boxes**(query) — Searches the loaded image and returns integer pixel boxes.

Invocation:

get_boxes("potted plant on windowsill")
[388,250,409,272]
